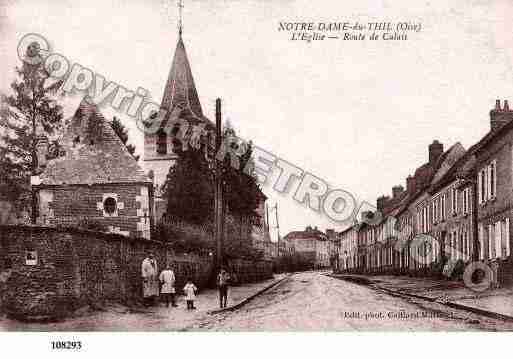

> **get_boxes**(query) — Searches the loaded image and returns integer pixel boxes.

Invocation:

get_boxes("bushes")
[154,219,264,260]
[154,221,213,255]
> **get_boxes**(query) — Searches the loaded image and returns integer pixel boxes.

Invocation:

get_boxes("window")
[505,218,511,258]
[479,160,497,204]
[462,231,468,260]
[490,160,497,199]
[495,222,501,259]
[488,224,496,259]
[424,206,429,232]
[483,219,512,260]
[433,197,440,223]
[441,194,446,220]
[478,224,484,260]
[484,224,490,259]
[103,196,117,216]
[462,188,470,214]
[156,129,167,154]
[458,231,463,260]
[479,169,486,204]
[451,187,458,215]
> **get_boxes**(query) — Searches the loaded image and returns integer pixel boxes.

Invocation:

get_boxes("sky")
[1,0,513,239]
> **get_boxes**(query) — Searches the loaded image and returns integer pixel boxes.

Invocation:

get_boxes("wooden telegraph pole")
[274,203,281,258]
[215,98,225,272]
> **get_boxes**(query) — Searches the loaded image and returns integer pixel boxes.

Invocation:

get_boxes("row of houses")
[335,100,513,286]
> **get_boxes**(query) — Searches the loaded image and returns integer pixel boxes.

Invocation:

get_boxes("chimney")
[428,140,444,164]
[376,195,390,213]
[490,99,513,130]
[36,136,49,171]
[326,229,335,239]
[406,175,416,194]
[392,185,404,199]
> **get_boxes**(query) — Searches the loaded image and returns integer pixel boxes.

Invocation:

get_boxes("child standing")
[183,279,197,310]
[159,264,177,308]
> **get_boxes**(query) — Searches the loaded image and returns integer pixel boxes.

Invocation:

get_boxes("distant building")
[326,229,338,270]
[284,226,330,269]
[279,234,295,257]
[337,225,358,272]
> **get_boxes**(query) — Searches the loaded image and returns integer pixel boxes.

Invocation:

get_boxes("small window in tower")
[103,197,117,215]
[156,129,167,154]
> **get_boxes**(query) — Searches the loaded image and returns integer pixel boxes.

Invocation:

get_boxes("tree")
[162,122,264,259]
[111,116,139,161]
[0,51,63,220]
[221,125,262,250]
[163,136,214,224]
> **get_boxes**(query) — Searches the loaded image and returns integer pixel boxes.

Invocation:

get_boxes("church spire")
[178,0,183,36]
[160,0,203,119]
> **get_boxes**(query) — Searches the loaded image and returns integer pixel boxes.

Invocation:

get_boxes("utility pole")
[265,203,269,231]
[273,203,281,258]
[214,98,225,272]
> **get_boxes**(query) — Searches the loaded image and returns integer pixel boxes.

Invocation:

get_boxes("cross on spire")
[177,0,184,36]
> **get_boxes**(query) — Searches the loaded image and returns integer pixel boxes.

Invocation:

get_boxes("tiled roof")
[160,36,209,124]
[393,143,463,216]
[428,120,513,194]
[40,100,151,185]
[284,229,327,240]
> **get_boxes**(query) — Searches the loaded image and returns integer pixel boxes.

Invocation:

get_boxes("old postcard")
[1,0,513,354]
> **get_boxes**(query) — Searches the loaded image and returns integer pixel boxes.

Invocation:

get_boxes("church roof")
[40,100,151,185]
[161,35,204,121]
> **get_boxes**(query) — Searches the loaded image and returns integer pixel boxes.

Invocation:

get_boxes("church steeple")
[143,0,208,194]
[178,0,183,37]
[160,0,203,119]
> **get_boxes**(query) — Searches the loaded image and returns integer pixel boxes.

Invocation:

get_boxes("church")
[143,27,214,220]
[142,24,273,256]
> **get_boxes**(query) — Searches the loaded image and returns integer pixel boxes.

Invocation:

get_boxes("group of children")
[159,265,198,310]
[158,265,230,310]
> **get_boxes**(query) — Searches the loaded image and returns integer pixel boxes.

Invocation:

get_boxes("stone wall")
[0,225,273,321]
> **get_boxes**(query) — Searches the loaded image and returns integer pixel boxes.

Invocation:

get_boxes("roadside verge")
[208,274,291,315]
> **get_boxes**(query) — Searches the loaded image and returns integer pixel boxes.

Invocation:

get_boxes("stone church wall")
[0,225,273,321]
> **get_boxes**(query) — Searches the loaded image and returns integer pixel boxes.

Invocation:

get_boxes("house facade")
[35,101,154,239]
[283,226,330,269]
[473,100,513,284]
[338,225,358,272]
